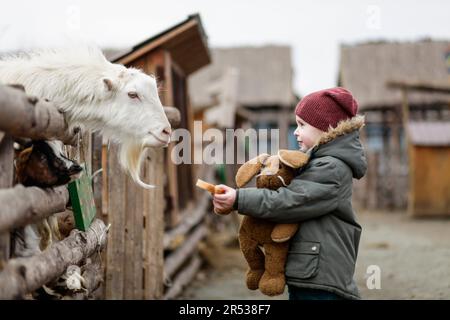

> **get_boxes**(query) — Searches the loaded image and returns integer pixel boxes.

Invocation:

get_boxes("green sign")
[68,164,96,231]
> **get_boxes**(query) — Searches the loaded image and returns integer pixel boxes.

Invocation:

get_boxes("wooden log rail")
[0,219,107,299]
[0,185,69,233]
[163,192,210,250]
[163,254,202,300]
[0,85,77,145]
[164,223,207,280]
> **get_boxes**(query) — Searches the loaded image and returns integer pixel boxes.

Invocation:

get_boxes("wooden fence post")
[105,144,126,299]
[144,148,165,299]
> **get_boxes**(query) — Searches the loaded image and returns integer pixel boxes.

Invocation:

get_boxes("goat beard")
[76,123,158,189]
[119,140,155,189]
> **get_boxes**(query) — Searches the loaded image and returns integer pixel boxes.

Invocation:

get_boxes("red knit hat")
[295,87,358,132]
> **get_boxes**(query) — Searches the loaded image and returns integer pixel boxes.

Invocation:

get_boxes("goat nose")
[162,127,172,137]
[70,164,83,174]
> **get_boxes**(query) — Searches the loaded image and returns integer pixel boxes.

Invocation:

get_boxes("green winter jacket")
[236,115,367,300]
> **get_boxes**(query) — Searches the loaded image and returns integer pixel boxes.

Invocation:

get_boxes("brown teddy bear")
[227,149,309,296]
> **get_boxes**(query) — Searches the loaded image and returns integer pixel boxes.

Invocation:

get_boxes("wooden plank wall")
[144,148,165,299]
[163,52,181,228]
[142,53,165,299]
[104,53,167,299]
[104,143,130,299]
[103,129,166,299]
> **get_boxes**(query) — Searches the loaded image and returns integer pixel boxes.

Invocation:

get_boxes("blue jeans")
[288,286,344,300]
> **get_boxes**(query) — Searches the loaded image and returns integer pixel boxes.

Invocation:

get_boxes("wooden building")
[388,81,450,217]
[408,121,450,216]
[338,40,450,211]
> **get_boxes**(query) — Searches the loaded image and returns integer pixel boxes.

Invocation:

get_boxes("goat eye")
[128,92,139,99]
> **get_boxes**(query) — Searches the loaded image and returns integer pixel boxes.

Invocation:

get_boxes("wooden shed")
[338,40,450,210]
[387,80,450,217]
[102,13,211,299]
[408,121,450,217]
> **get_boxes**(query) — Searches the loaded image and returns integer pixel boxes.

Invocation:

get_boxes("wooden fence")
[0,85,108,299]
[0,84,210,299]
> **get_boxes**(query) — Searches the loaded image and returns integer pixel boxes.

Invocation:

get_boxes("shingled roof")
[189,46,296,110]
[339,40,450,110]
[106,14,210,75]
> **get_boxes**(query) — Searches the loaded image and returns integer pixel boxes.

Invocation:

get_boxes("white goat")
[0,47,171,188]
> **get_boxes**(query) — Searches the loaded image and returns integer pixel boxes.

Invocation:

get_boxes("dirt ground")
[180,211,450,300]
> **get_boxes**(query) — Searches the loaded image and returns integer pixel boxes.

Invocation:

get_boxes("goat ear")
[17,146,33,163]
[278,149,309,169]
[235,153,269,188]
[103,78,116,92]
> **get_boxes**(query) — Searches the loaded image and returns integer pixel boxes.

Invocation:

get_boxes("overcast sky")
[1,0,449,96]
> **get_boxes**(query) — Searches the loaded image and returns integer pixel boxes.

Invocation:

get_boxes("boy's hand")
[213,184,236,215]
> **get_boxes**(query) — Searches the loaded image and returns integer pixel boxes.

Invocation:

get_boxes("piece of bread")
[196,179,224,194]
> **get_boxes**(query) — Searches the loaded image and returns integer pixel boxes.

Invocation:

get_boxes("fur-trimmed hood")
[316,114,365,146]
[310,115,367,179]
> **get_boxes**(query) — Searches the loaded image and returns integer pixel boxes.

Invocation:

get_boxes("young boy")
[213,87,367,300]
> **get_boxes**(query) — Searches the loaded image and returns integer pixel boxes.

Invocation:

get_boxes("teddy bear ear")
[261,156,279,175]
[235,153,270,187]
[278,150,309,169]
